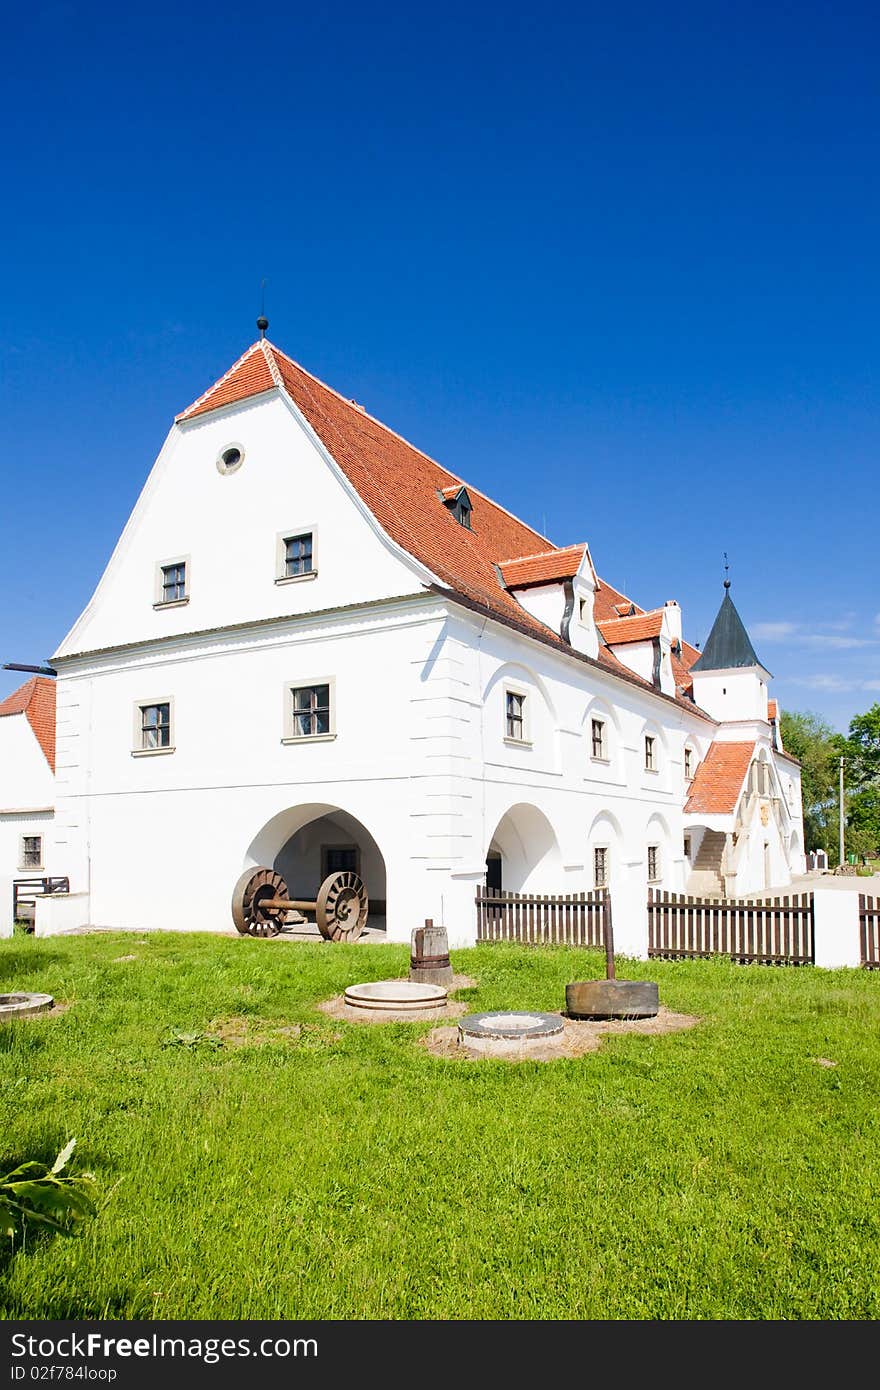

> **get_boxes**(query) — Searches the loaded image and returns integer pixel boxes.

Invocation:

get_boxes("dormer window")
[441,485,473,529]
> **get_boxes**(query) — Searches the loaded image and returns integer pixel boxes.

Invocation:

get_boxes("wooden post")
[604,892,616,980]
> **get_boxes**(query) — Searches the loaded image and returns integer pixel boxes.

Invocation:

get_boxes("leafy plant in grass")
[162,1027,224,1052]
[1,1140,96,1243]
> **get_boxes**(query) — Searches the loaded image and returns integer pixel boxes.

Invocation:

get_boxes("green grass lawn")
[1,932,879,1320]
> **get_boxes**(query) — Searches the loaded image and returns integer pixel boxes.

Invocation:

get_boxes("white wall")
[691,666,771,722]
[0,713,55,921]
[0,712,54,811]
[606,638,655,685]
[56,394,428,661]
[48,587,723,945]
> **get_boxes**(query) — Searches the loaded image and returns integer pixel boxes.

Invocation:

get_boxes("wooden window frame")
[593,846,608,889]
[19,835,43,870]
[647,844,661,882]
[153,555,190,609]
[282,677,336,743]
[644,734,657,772]
[276,526,318,585]
[132,698,175,756]
[590,717,607,761]
[321,844,360,879]
[504,687,529,745]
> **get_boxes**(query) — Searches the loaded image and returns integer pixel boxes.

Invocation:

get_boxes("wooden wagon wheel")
[315,871,369,942]
[231,867,289,937]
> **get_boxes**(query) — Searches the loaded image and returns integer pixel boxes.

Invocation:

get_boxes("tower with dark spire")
[690,571,772,723]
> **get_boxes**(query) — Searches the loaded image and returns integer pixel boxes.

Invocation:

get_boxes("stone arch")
[582,693,621,768]
[482,660,558,722]
[788,827,802,871]
[639,715,668,776]
[484,802,562,893]
[645,811,674,887]
[587,808,624,889]
[683,736,699,782]
[245,802,388,931]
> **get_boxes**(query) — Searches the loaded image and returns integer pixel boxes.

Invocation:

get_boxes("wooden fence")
[647,889,815,965]
[475,886,608,947]
[859,894,880,969]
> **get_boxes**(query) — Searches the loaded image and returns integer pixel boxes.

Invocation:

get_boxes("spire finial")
[257,278,269,339]
[723,552,731,590]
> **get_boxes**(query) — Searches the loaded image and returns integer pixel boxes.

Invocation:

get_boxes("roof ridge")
[498,543,584,567]
[599,609,665,629]
[265,341,553,550]
[260,338,284,390]
[176,341,267,421]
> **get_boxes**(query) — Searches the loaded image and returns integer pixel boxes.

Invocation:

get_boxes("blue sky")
[1,1,878,730]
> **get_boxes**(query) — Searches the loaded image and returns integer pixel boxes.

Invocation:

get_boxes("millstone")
[0,992,54,1020]
[458,1011,564,1042]
[344,980,448,1011]
[565,980,659,1020]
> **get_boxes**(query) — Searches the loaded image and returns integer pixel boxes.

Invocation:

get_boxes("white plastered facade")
[0,709,54,935]
[28,377,803,943]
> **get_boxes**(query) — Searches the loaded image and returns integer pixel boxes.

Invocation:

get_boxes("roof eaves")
[429,584,718,725]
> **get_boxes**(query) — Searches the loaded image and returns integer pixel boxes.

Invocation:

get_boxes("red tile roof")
[0,677,55,770]
[598,610,664,644]
[767,698,778,720]
[174,339,713,719]
[176,342,279,421]
[684,741,755,815]
[498,544,587,588]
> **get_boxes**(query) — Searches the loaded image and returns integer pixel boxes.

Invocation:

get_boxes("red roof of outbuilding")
[0,677,55,770]
[684,741,755,815]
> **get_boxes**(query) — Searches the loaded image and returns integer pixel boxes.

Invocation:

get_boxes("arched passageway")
[246,803,387,931]
[484,803,562,893]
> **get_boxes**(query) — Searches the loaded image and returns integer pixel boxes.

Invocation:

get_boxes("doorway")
[485,852,502,893]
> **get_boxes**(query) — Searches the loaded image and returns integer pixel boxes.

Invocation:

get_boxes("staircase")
[687,831,727,896]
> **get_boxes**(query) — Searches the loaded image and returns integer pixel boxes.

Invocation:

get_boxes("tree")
[845,703,880,857]
[848,703,880,786]
[778,710,846,863]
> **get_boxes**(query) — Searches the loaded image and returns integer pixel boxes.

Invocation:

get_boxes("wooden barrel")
[409,919,454,986]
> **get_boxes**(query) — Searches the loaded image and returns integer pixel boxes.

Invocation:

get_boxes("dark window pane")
[285,533,314,576]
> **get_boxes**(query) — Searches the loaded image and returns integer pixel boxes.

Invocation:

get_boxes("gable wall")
[56,394,427,660]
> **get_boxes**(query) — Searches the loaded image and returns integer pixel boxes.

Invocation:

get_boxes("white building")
[4,329,805,943]
[0,677,56,933]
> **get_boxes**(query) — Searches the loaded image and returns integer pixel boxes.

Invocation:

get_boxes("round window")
[216,443,244,475]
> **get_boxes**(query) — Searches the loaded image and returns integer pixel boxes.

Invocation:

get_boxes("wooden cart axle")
[231,866,369,942]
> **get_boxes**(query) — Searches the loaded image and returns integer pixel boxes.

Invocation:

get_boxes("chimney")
[663,600,682,646]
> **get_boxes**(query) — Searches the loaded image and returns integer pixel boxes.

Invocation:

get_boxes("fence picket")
[644,888,816,967]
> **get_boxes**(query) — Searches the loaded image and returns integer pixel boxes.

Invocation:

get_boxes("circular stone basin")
[458,1011,564,1043]
[344,980,448,1011]
[0,992,54,1020]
